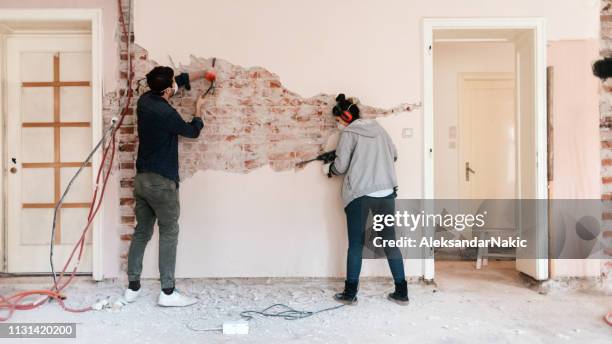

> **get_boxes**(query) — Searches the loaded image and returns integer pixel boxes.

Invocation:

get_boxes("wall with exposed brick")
[108,46,421,275]
[101,0,425,278]
[98,0,605,279]
[123,0,606,280]
[600,0,612,283]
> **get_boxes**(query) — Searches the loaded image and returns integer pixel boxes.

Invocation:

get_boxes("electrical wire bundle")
[0,0,135,322]
[186,303,347,332]
[239,303,346,321]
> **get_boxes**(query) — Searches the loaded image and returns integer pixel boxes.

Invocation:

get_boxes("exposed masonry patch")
[123,50,420,179]
[104,43,420,254]
[601,0,612,278]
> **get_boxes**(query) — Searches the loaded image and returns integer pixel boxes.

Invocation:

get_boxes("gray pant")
[127,172,180,289]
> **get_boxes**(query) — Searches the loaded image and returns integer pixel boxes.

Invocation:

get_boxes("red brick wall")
[102,0,138,262]
[601,0,612,278]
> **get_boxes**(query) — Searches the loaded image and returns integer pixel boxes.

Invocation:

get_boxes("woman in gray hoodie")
[322,94,408,305]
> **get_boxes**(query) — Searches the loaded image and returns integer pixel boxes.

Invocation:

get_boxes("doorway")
[422,18,548,281]
[0,10,103,277]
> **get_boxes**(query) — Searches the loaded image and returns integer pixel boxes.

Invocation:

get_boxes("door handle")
[465,162,476,181]
[10,157,17,174]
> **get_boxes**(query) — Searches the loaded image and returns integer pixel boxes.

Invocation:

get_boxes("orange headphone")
[340,103,356,123]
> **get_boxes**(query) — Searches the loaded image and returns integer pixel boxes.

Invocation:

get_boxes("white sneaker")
[123,288,141,303]
[157,290,198,307]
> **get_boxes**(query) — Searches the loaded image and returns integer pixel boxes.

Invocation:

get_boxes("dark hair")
[146,66,174,94]
[593,58,612,80]
[332,93,360,120]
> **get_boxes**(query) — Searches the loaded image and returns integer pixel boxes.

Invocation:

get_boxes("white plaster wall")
[547,39,602,277]
[135,0,599,106]
[128,0,600,279]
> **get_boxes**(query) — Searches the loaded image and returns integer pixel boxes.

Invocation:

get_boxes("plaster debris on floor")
[1,262,609,343]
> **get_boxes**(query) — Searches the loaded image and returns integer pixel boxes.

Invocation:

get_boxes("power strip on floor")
[222,320,249,335]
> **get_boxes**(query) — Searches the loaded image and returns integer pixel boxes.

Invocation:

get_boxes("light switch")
[402,128,413,138]
[449,126,457,139]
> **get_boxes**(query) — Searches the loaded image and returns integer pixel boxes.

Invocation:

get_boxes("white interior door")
[6,35,93,273]
[459,74,516,200]
[514,30,548,281]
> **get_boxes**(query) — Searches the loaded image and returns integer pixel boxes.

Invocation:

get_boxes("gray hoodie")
[331,119,398,207]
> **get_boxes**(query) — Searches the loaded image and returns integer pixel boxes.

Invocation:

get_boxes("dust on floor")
[0,261,610,343]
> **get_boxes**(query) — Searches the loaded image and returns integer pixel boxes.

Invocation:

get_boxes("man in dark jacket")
[123,66,215,307]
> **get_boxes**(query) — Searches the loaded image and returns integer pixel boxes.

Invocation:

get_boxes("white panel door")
[6,36,93,273]
[459,75,516,200]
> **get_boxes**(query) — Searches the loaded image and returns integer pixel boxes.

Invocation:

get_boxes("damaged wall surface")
[123,0,601,279]
[107,45,421,278]
[0,0,604,279]
[166,57,417,177]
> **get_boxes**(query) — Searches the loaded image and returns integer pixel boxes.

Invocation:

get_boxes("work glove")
[318,150,336,164]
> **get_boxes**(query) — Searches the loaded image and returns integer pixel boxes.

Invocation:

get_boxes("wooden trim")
[547,67,554,183]
[21,81,90,87]
[53,54,61,244]
[22,162,92,168]
[22,122,90,128]
[23,203,91,209]
[91,8,104,280]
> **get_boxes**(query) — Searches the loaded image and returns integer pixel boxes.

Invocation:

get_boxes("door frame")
[422,18,548,280]
[0,9,104,280]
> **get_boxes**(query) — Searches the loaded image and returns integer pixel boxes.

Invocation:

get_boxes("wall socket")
[402,128,413,138]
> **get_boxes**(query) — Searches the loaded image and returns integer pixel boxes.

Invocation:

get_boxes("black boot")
[334,280,358,305]
[388,280,409,305]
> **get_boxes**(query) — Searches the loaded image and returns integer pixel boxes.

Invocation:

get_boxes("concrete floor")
[0,261,610,343]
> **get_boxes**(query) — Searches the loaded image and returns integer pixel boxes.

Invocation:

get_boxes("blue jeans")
[344,193,405,284]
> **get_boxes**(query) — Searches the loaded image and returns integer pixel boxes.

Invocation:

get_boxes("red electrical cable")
[0,0,133,320]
